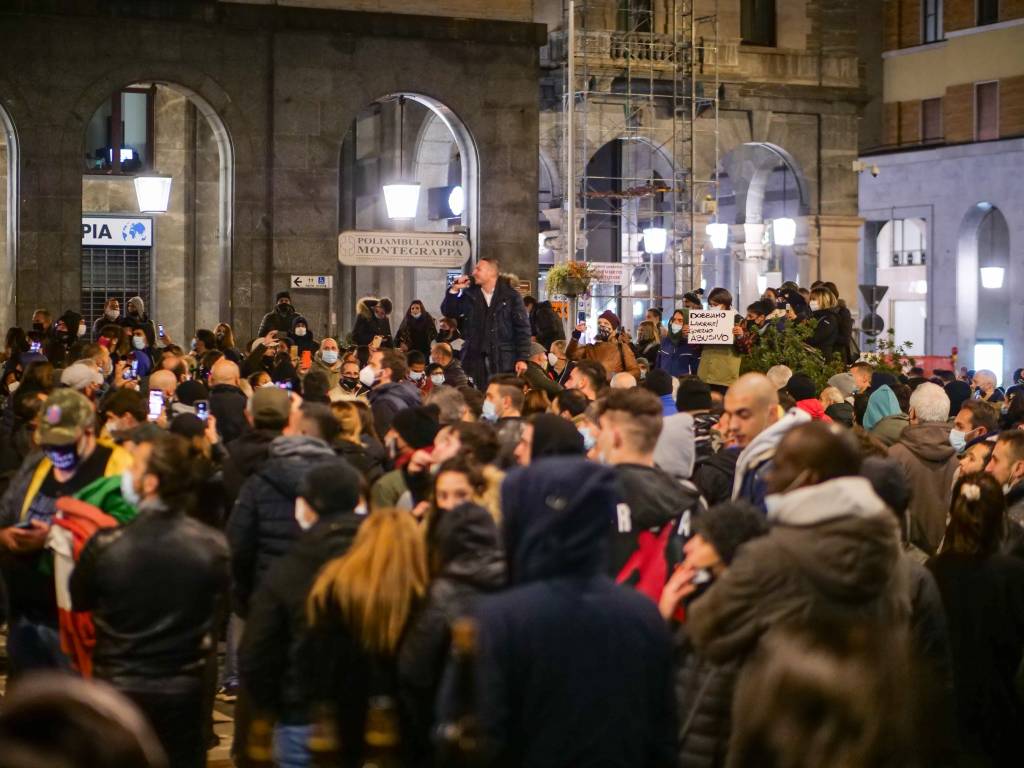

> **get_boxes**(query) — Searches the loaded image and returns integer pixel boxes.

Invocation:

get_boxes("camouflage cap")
[38,389,95,446]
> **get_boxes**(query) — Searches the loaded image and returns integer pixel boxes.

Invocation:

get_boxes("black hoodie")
[442,457,677,767]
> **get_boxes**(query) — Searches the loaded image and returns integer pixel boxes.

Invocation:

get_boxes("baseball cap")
[60,363,103,392]
[39,389,95,446]
[249,386,291,426]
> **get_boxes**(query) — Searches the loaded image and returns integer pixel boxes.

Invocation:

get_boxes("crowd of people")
[0,258,1022,768]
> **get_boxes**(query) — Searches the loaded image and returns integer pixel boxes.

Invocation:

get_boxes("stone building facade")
[0,1,544,340]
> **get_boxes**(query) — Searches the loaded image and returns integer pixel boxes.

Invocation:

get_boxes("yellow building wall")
[219,0,535,23]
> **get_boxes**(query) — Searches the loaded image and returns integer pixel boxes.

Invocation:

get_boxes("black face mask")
[32,322,43,332]
[341,377,359,391]
[276,303,293,315]
[595,330,610,342]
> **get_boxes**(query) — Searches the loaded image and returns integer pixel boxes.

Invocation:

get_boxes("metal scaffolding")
[563,0,720,313]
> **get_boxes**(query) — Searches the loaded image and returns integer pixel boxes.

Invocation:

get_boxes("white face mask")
[548,352,559,367]
[809,300,820,311]
[294,327,307,337]
[409,371,424,381]
[105,309,119,320]
[294,497,317,531]
[78,324,87,337]
[411,310,422,319]
[359,365,378,388]
[132,336,146,350]
[7,381,20,394]
[670,322,684,334]
[430,374,445,386]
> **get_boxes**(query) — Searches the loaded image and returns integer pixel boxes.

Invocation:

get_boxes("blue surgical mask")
[120,469,140,507]
[481,399,499,422]
[132,336,146,350]
[44,444,80,472]
[949,429,967,454]
[322,350,338,365]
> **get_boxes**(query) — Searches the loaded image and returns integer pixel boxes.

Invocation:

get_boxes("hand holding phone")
[194,399,209,422]
[147,390,164,422]
[577,311,587,324]
[158,324,166,338]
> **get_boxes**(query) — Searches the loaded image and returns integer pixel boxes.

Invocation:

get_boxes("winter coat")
[257,304,300,338]
[654,412,696,483]
[352,298,394,348]
[396,313,437,356]
[368,380,422,437]
[808,307,840,360]
[398,503,505,761]
[222,428,279,513]
[529,300,566,350]
[239,511,364,725]
[693,448,739,508]
[731,409,811,511]
[870,413,911,447]
[566,334,641,379]
[226,436,337,615]
[209,383,249,445]
[636,339,662,368]
[1003,480,1024,557]
[794,398,832,422]
[334,438,385,487]
[888,423,957,555]
[674,631,737,768]
[440,278,532,386]
[442,359,469,389]
[656,333,699,377]
[905,554,954,700]
[446,458,677,767]
[928,551,1024,766]
[836,303,855,364]
[688,476,910,665]
[289,315,318,354]
[69,498,230,683]
[308,352,343,389]
[521,360,562,398]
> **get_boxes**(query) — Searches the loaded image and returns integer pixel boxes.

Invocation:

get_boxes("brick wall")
[944,0,974,31]
[883,0,899,50]
[1001,75,1024,137]
[944,82,974,142]
[899,99,922,143]
[1003,0,1024,21]
[883,101,900,145]
[899,0,921,48]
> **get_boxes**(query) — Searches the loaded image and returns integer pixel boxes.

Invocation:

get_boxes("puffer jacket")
[888,423,957,555]
[239,508,365,724]
[687,476,910,665]
[398,503,505,762]
[674,632,738,768]
[226,436,337,615]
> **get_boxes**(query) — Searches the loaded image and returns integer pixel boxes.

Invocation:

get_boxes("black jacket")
[809,307,839,360]
[222,428,280,513]
[289,315,318,354]
[440,278,531,386]
[209,383,249,445]
[836,303,855,364]
[227,436,337,615]
[442,457,677,767]
[352,314,393,348]
[529,300,565,349]
[257,304,299,337]
[674,631,737,768]
[396,314,437,355]
[442,359,469,389]
[368,380,422,437]
[69,499,230,683]
[692,448,739,507]
[333,439,385,486]
[239,512,365,724]
[399,503,505,762]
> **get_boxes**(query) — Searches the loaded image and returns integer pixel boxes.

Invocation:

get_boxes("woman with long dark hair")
[396,300,437,356]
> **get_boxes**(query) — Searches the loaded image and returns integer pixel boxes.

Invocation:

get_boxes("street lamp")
[642,227,667,254]
[773,217,796,246]
[980,266,1005,289]
[383,95,420,220]
[706,222,728,249]
[133,175,173,213]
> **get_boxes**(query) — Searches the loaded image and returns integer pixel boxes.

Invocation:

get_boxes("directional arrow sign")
[291,275,332,289]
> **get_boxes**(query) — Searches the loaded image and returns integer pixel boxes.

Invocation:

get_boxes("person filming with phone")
[566,309,641,381]
[440,256,532,388]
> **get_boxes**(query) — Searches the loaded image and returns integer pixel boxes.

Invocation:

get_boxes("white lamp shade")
[448,185,465,217]
[706,222,729,249]
[773,217,796,246]
[133,175,173,213]
[980,266,1005,289]
[642,227,667,254]
[383,183,421,220]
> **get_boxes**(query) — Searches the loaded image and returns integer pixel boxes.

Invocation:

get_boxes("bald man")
[209,358,249,443]
[148,369,177,401]
[725,372,811,510]
[610,372,637,389]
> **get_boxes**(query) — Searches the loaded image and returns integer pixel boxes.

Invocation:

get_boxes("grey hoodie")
[654,412,696,482]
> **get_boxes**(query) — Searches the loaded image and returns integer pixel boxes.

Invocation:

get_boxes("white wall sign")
[588,261,630,285]
[291,275,333,289]
[687,309,734,345]
[82,216,153,247]
[338,230,470,268]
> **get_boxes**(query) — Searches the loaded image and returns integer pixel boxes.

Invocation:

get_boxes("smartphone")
[122,366,134,381]
[301,350,312,369]
[577,311,586,324]
[131,359,139,377]
[692,568,712,586]
[29,341,41,353]
[194,399,209,422]
[277,381,293,391]
[147,390,164,422]
[14,520,34,529]
[158,324,165,338]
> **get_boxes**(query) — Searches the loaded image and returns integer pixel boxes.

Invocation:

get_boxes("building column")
[816,214,865,308]
[732,222,766,309]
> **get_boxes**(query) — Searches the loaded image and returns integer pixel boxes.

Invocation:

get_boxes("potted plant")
[545,260,598,298]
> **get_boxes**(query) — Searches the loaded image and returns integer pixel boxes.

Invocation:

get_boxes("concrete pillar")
[732,222,766,309]
[816,214,864,309]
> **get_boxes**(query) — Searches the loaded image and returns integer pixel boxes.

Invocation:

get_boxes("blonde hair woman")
[330,400,384,484]
[304,509,426,764]
[807,286,841,361]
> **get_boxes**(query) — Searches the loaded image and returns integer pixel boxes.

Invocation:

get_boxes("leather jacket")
[70,498,230,684]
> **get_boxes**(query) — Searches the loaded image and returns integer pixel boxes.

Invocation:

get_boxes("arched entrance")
[338,92,479,328]
[0,104,18,333]
[958,202,1011,379]
[80,82,233,344]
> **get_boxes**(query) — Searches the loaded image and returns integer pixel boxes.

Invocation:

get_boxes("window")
[922,0,943,43]
[741,0,776,47]
[975,81,999,141]
[81,245,152,332]
[922,98,943,143]
[974,341,1004,386]
[84,87,155,173]
[616,0,652,33]
[977,0,999,26]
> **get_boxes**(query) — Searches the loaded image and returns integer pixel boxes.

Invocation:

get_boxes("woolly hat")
[694,500,768,565]
[785,373,817,402]
[676,378,712,412]
[392,405,440,449]
[276,291,291,302]
[530,413,585,460]
[643,368,674,397]
[828,372,857,400]
[597,309,621,330]
[825,402,855,427]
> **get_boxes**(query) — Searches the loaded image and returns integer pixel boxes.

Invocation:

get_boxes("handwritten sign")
[687,309,734,345]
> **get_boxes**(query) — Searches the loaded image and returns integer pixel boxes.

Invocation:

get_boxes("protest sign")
[687,309,734,345]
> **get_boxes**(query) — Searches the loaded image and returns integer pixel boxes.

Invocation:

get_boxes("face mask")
[670,322,684,334]
[548,352,559,367]
[595,330,610,342]
[409,371,424,382]
[105,309,119,320]
[809,300,820,311]
[411,310,422,319]
[949,429,967,453]
[78,324,87,337]
[32,322,44,332]
[578,426,596,451]
[430,374,445,386]
[481,399,499,422]
[359,365,378,388]
[44,444,80,472]
[215,332,225,342]
[294,327,307,337]
[277,303,292,314]
[322,350,339,365]
[102,361,113,378]
[1004,482,1014,495]
[132,336,146,350]
[7,381,19,394]
[354,502,368,516]
[294,497,317,531]
[639,370,647,381]
[120,469,141,507]
[340,376,359,391]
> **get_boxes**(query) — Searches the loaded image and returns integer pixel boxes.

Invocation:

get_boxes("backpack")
[615,523,677,603]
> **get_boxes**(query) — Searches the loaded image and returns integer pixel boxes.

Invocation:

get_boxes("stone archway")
[0,103,18,333]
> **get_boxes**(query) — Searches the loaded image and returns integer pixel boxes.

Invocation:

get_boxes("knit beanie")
[785,373,817,402]
[597,310,621,330]
[530,413,585,460]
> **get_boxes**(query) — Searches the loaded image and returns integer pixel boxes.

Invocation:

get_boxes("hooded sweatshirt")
[449,458,676,767]
[888,423,957,555]
[688,476,909,664]
[794,398,832,423]
[731,408,811,509]
[864,384,901,431]
[654,412,697,482]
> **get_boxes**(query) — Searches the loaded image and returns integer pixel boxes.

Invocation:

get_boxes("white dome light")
[773,217,796,246]
[448,185,465,217]
[642,227,667,255]
[980,267,1005,290]
[706,222,728,249]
